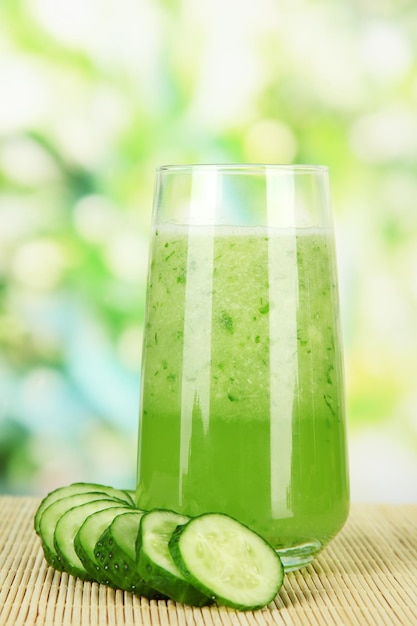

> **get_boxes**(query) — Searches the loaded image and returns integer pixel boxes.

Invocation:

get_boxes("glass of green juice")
[136,164,349,571]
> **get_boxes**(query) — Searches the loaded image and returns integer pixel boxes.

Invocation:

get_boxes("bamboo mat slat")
[0,498,416,626]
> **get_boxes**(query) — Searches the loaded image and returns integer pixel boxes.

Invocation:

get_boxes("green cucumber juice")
[136,224,349,561]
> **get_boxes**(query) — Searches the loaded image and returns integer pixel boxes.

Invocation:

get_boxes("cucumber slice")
[38,492,120,570]
[74,506,135,584]
[169,513,284,611]
[94,511,161,598]
[137,509,212,606]
[34,482,134,534]
[124,489,136,503]
[54,499,127,580]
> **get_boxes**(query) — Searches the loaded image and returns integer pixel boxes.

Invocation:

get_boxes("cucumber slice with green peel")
[54,499,128,580]
[124,489,136,503]
[106,511,142,561]
[169,513,284,611]
[94,511,161,598]
[38,492,120,570]
[73,506,135,582]
[34,482,134,534]
[137,509,212,607]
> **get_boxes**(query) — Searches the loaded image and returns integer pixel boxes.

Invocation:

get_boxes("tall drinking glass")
[136,164,349,571]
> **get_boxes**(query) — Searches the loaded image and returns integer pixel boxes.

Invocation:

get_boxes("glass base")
[277,540,323,572]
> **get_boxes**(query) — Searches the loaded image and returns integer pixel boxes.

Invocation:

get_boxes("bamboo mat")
[0,499,416,626]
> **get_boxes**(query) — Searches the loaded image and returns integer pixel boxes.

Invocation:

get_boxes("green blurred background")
[0,0,416,501]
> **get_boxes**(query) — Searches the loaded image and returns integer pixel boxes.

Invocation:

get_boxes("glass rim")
[156,163,329,174]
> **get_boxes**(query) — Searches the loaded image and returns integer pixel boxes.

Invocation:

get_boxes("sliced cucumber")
[54,499,127,580]
[137,509,212,606]
[169,512,284,611]
[38,492,120,570]
[74,506,136,584]
[34,482,134,534]
[124,489,136,503]
[94,511,161,598]
[35,483,285,610]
